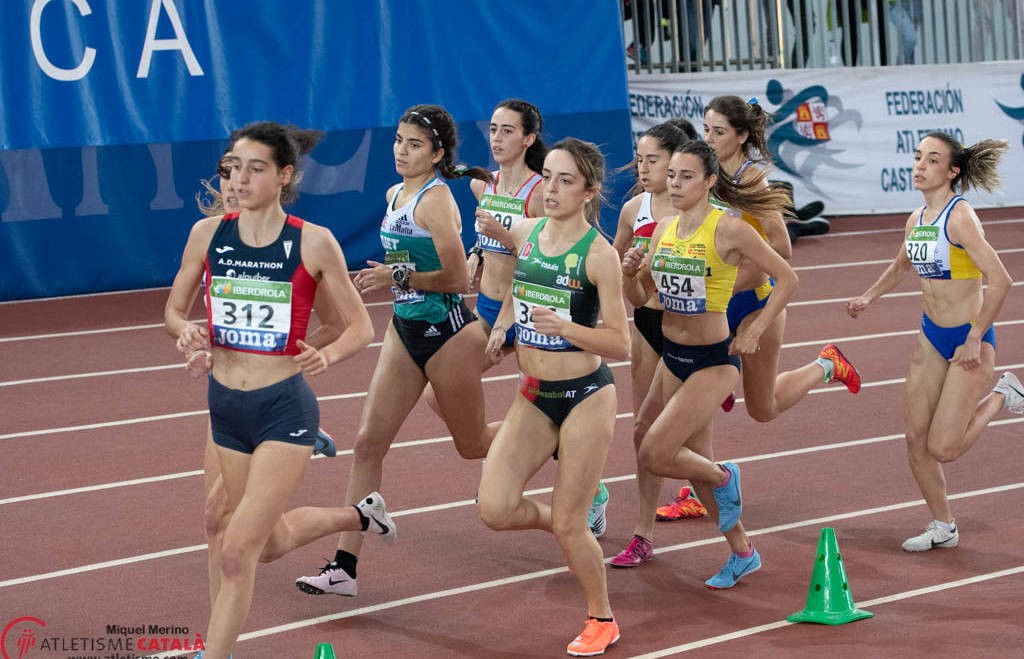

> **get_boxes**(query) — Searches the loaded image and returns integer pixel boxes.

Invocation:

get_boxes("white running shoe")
[902,520,958,552]
[357,491,397,545]
[295,561,357,597]
[994,372,1024,414]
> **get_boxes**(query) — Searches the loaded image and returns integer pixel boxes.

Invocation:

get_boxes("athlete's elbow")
[608,332,630,362]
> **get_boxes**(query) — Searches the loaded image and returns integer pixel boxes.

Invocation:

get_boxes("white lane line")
[819,217,1024,239]
[138,481,1022,656]
[793,247,1024,271]
[628,564,1024,657]
[4,423,1023,592]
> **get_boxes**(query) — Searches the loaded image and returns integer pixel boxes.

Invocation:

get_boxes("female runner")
[478,138,630,656]
[621,140,797,588]
[296,105,497,596]
[182,149,343,611]
[166,122,389,659]
[848,132,1017,551]
[608,121,709,569]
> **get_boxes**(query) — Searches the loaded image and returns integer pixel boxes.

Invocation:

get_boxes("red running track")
[2,210,1024,658]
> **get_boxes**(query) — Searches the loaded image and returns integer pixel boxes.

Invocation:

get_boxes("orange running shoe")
[655,486,708,521]
[819,344,861,393]
[567,618,620,656]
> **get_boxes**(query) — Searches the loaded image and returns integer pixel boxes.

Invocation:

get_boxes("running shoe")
[588,481,609,538]
[356,492,397,545]
[705,547,761,589]
[790,216,831,236]
[994,372,1024,414]
[819,344,861,393]
[902,520,958,552]
[567,618,620,657]
[296,560,357,596]
[656,486,708,521]
[721,391,736,412]
[609,535,654,568]
[711,463,742,532]
[314,428,337,457]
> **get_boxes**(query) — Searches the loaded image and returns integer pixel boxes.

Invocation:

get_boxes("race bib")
[906,225,942,277]
[210,277,292,352]
[511,280,572,349]
[477,193,525,254]
[386,250,425,304]
[652,254,707,315]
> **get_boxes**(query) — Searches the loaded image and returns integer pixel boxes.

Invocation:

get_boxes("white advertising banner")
[629,62,1024,214]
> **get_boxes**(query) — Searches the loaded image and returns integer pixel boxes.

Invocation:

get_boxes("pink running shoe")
[721,391,736,412]
[609,535,653,568]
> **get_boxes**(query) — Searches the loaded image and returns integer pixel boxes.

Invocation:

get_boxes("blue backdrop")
[0,1,634,300]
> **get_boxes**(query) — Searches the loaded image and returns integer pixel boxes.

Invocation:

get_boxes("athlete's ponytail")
[400,105,494,185]
[923,132,1008,194]
[676,141,789,220]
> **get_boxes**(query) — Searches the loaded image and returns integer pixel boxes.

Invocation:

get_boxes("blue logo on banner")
[764,79,863,198]
[995,73,1024,147]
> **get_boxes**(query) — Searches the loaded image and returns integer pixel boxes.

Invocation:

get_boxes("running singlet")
[477,171,543,254]
[632,192,657,253]
[381,178,461,322]
[205,213,317,355]
[512,218,600,351]
[905,195,981,280]
[651,209,737,315]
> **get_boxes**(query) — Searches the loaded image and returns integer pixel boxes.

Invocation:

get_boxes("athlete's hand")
[950,335,982,370]
[176,322,209,354]
[475,209,504,241]
[466,252,481,284]
[184,350,212,379]
[730,330,760,355]
[486,325,507,363]
[354,261,393,295]
[621,247,645,279]
[531,307,565,337]
[295,339,330,376]
[846,296,870,318]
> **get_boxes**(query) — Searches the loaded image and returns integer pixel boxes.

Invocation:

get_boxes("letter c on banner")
[30,0,97,81]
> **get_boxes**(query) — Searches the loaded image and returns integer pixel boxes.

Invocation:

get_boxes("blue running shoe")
[314,428,337,457]
[712,462,742,532]
[705,547,761,589]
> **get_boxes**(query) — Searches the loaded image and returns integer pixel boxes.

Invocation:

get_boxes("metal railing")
[622,0,1024,73]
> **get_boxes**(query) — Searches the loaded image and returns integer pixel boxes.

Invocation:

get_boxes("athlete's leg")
[903,332,952,522]
[477,394,559,531]
[203,424,228,609]
[204,442,312,659]
[337,325,426,558]
[685,426,751,555]
[926,342,998,462]
[630,345,665,541]
[552,386,618,619]
[426,320,496,460]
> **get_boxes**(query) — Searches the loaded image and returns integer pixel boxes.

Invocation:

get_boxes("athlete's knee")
[926,435,961,463]
[637,438,670,475]
[218,541,256,581]
[257,536,286,564]
[550,508,586,540]
[477,493,515,531]
[451,429,487,460]
[204,496,229,541]
[745,401,779,423]
[352,428,389,464]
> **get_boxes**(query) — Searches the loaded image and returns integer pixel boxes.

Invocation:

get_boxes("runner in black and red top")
[165,122,390,659]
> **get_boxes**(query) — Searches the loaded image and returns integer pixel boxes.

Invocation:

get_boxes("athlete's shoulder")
[385,183,401,205]
[620,193,645,217]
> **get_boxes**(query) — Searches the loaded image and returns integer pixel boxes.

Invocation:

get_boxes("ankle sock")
[715,464,731,489]
[334,550,358,578]
[815,356,834,382]
[935,519,956,533]
[588,616,614,623]
[736,545,755,559]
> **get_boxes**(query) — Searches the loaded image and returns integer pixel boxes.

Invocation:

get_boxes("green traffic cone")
[314,643,336,659]
[787,527,873,625]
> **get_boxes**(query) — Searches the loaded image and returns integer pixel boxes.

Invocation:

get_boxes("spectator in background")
[889,0,923,64]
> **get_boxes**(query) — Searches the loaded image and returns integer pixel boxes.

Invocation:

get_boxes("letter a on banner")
[137,0,204,78]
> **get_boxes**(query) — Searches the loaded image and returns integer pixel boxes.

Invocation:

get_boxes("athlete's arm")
[165,217,219,352]
[297,224,374,375]
[305,285,345,349]
[622,215,669,306]
[525,177,545,219]
[485,218,539,361]
[612,195,642,258]
[846,213,916,318]
[718,214,798,354]
[947,203,1012,369]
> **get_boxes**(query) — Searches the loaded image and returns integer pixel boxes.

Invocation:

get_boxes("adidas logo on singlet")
[424,325,442,338]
